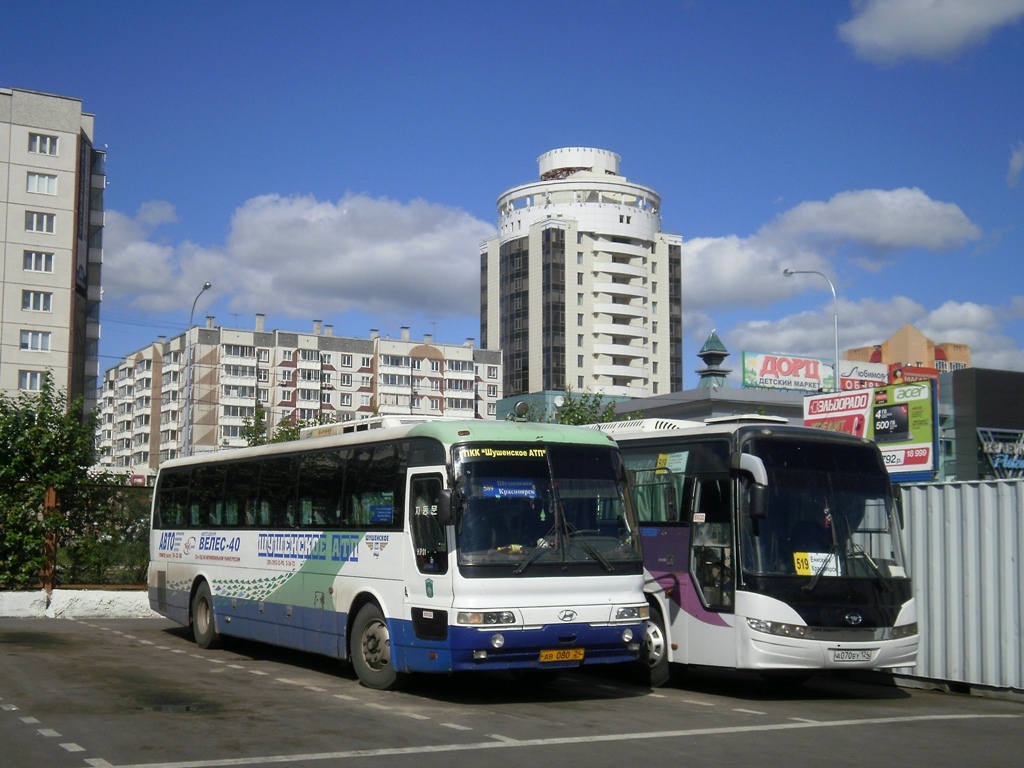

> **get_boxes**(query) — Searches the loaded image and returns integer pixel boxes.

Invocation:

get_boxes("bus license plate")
[832,649,872,662]
[539,648,585,663]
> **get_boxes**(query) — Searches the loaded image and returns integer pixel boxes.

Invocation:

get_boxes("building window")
[18,371,44,391]
[340,354,352,367]
[279,369,294,383]
[578,376,584,388]
[652,301,658,314]
[340,373,352,386]
[360,395,371,406]
[487,403,497,416]
[577,314,584,327]
[653,382,659,394]
[20,331,51,351]
[361,356,372,367]
[577,334,584,346]
[22,291,52,312]
[321,353,332,365]
[23,251,54,272]
[487,366,498,379]
[577,252,583,264]
[577,355,584,367]
[282,349,293,361]
[340,393,352,406]
[487,384,498,397]
[577,273,583,285]
[27,173,58,195]
[257,388,268,402]
[28,133,58,155]
[321,392,331,404]
[257,348,270,362]
[577,293,584,306]
[257,369,269,382]
[25,211,55,234]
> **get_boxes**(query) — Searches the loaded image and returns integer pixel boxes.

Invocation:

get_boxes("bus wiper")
[803,540,837,593]
[848,543,893,591]
[513,525,558,575]
[566,523,614,572]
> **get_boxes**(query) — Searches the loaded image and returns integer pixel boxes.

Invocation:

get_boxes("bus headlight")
[747,618,811,639]
[891,622,918,640]
[457,611,517,626]
[615,605,650,621]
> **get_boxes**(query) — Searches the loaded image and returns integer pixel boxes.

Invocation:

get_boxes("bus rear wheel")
[350,603,406,690]
[191,581,223,649]
[639,605,670,687]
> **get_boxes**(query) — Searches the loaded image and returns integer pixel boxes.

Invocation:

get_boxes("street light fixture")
[183,282,212,456]
[783,268,839,392]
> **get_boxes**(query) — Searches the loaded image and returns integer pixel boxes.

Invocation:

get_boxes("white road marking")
[60,743,86,752]
[733,708,767,716]
[248,671,268,676]
[333,694,356,701]
[790,717,819,723]
[488,734,518,742]
[86,759,114,767]
[227,665,244,669]
[441,723,472,731]
[19,716,40,724]
[402,713,430,720]
[39,728,61,737]
[103,713,1022,768]
[1,704,18,711]
[681,699,715,707]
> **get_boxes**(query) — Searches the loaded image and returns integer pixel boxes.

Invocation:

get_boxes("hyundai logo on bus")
[558,610,578,622]
[845,613,864,626]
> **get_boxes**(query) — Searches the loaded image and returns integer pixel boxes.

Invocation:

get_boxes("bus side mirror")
[747,482,768,520]
[735,453,769,520]
[892,484,904,529]
[437,490,453,527]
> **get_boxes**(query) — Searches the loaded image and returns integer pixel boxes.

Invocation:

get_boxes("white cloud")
[103,193,496,321]
[681,187,980,312]
[721,295,1024,375]
[1008,140,1024,188]
[838,0,1024,64]
[765,188,981,253]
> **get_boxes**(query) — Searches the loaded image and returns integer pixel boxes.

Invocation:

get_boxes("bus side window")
[410,474,447,574]
[690,477,734,611]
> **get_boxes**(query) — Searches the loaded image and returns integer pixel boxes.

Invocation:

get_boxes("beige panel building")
[96,319,502,480]
[480,148,682,399]
[0,88,104,411]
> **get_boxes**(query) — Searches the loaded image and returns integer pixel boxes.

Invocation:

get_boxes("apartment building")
[845,323,972,373]
[480,147,682,399]
[96,318,502,478]
[1,88,104,411]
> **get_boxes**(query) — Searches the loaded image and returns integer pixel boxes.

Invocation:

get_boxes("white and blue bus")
[149,419,648,689]
[596,417,918,686]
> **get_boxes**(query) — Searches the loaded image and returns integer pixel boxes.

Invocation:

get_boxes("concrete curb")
[0,590,159,619]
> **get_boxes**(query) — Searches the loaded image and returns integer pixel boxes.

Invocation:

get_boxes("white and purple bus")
[149,419,648,689]
[597,416,918,686]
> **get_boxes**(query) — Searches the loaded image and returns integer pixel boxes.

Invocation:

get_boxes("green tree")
[242,404,269,446]
[554,388,619,425]
[0,373,104,587]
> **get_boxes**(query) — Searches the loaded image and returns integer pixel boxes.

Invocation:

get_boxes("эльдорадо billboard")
[803,382,936,478]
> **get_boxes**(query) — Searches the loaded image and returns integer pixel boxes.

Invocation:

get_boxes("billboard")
[838,360,889,391]
[742,352,834,392]
[804,382,937,479]
[977,428,1024,480]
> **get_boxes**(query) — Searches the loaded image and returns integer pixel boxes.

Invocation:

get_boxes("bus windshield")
[740,437,908,581]
[452,444,641,574]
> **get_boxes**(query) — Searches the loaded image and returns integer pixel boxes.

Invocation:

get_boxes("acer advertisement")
[803,382,937,480]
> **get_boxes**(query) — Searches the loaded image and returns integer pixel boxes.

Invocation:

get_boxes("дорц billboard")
[742,351,834,391]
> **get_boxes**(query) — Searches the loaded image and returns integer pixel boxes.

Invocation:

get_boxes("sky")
[4,0,1024,386]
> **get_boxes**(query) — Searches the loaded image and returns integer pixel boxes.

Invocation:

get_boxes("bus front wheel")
[350,603,406,690]
[640,605,670,687]
[191,581,223,649]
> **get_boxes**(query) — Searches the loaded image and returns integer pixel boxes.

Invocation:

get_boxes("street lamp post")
[183,282,212,457]
[783,268,839,392]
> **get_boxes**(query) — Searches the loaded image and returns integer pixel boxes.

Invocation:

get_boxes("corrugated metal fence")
[900,479,1023,692]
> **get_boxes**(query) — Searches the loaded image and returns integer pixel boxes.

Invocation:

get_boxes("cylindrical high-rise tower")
[480,147,682,399]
